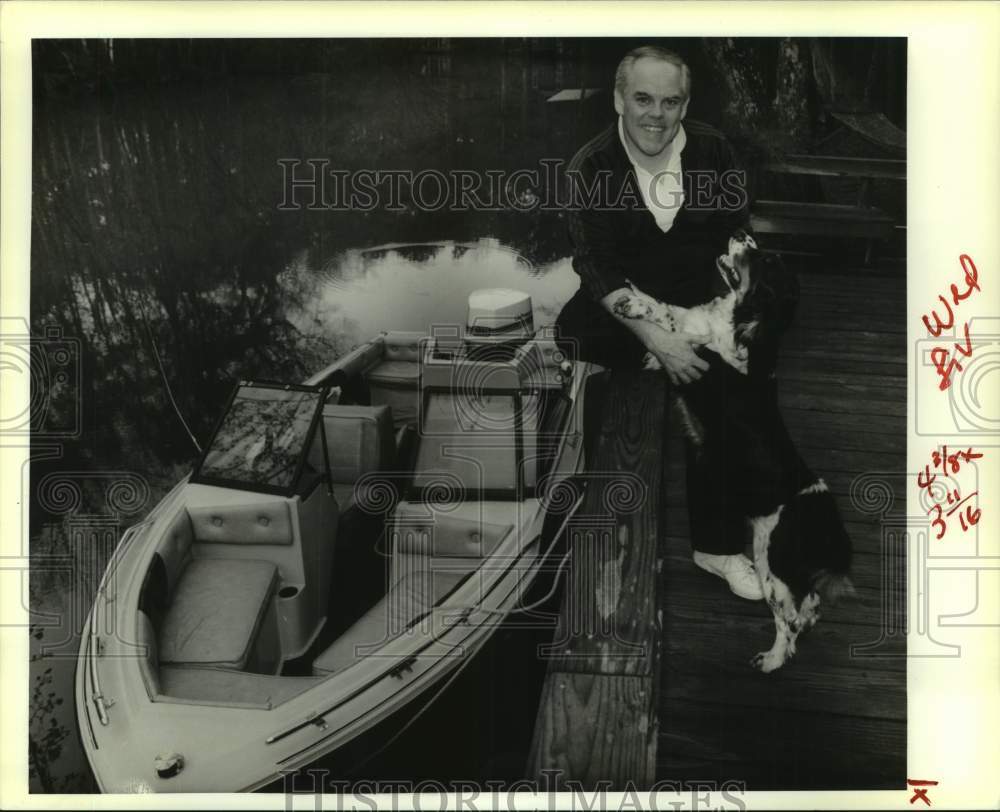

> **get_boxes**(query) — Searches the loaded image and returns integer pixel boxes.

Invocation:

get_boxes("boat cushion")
[187,501,293,546]
[158,509,194,595]
[381,331,425,362]
[137,610,160,697]
[365,354,420,427]
[367,357,420,387]
[159,557,278,670]
[321,404,395,490]
[311,568,465,676]
[158,666,323,709]
[392,515,514,558]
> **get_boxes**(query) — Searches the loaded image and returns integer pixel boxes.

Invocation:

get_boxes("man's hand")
[599,286,710,384]
[643,326,710,385]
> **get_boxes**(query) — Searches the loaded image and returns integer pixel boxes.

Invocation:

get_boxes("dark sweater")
[556,119,750,367]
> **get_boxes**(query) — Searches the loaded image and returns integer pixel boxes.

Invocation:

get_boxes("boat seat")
[311,568,465,676]
[187,500,294,546]
[158,557,278,670]
[366,332,424,427]
[157,666,323,709]
[319,404,395,511]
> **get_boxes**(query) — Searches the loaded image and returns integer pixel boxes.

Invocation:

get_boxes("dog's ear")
[812,570,856,605]
[730,250,801,378]
[758,255,799,329]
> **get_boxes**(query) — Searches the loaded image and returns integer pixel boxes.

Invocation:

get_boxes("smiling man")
[556,44,762,600]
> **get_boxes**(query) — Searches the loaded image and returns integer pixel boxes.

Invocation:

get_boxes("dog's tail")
[812,569,856,604]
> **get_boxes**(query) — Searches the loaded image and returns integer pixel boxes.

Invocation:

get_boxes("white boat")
[75,289,595,792]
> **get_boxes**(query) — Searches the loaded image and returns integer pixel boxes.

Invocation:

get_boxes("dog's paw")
[642,352,662,371]
[750,650,785,673]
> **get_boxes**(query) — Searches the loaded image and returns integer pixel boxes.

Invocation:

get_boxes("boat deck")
[655,263,906,789]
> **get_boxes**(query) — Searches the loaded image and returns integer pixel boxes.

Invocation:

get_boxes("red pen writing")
[922,254,980,391]
[919,447,983,540]
[907,778,938,806]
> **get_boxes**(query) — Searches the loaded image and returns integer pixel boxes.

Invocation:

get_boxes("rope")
[138,300,202,454]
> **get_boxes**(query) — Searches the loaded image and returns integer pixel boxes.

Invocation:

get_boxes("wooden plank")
[799,276,906,297]
[656,701,906,789]
[776,376,908,407]
[753,217,895,240]
[765,154,906,180]
[782,408,904,440]
[779,389,906,417]
[752,201,896,240]
[796,296,907,318]
[755,444,903,474]
[528,370,667,787]
[529,673,657,790]
[661,602,907,671]
[543,374,667,674]
[777,368,907,391]
[792,307,907,331]
[782,423,902,456]
[777,355,906,381]
[780,339,906,364]
[800,269,906,289]
[755,200,897,224]
[661,635,906,720]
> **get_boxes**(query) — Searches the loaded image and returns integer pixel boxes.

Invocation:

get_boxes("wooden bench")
[751,153,905,264]
[765,154,905,181]
[752,200,896,240]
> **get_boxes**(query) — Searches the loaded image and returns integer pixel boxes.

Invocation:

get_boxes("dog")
[617,231,853,673]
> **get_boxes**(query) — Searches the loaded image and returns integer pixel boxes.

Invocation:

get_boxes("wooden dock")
[527,369,669,787]
[529,264,906,790]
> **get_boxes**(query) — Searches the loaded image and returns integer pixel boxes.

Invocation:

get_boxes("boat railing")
[304,333,388,389]
[86,515,157,726]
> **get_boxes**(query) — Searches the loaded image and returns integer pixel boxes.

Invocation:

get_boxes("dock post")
[527,369,669,789]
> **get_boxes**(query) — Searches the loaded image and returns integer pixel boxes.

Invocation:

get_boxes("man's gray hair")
[614,45,691,98]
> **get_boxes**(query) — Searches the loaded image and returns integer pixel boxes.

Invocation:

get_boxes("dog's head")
[715,230,799,376]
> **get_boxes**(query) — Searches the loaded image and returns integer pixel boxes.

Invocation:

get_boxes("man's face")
[614,57,689,160]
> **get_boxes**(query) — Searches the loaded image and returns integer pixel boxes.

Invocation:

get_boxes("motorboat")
[75,289,595,792]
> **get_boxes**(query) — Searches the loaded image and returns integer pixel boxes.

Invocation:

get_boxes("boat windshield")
[192,382,325,495]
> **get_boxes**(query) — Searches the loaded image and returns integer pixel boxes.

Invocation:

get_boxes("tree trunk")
[774,38,811,149]
[701,38,768,138]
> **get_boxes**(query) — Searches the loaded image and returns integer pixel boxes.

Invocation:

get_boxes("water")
[293,240,578,346]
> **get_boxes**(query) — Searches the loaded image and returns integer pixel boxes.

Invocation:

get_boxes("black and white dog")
[619,232,853,673]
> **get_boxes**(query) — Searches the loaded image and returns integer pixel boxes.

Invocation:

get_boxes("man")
[556,45,763,600]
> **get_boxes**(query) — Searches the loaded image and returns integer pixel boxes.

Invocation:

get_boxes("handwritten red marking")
[953,254,980,301]
[907,778,938,806]
[919,448,983,539]
[958,503,982,532]
[930,322,972,390]
[922,255,981,391]
[922,295,954,338]
[918,446,982,489]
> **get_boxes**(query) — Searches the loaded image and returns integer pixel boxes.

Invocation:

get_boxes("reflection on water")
[291,239,579,350]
